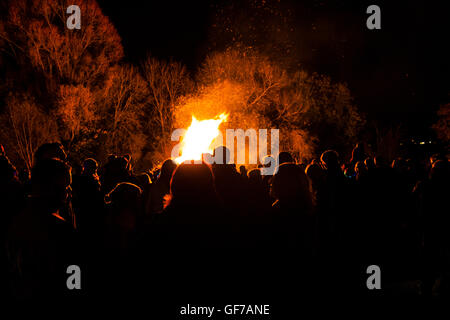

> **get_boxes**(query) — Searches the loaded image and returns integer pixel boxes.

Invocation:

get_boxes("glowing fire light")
[175,113,228,164]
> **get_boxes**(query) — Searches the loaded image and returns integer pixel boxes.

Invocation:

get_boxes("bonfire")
[174,113,228,164]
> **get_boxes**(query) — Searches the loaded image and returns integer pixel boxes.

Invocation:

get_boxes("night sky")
[96,0,449,139]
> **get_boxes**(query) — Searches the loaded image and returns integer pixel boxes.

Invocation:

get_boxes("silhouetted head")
[247,168,262,184]
[355,161,367,180]
[320,150,339,170]
[213,146,231,165]
[105,182,142,230]
[429,159,449,181]
[31,158,71,212]
[169,162,217,206]
[271,163,313,209]
[151,168,161,182]
[343,167,352,177]
[305,163,325,187]
[102,157,129,193]
[107,154,117,163]
[392,157,407,174]
[430,153,445,166]
[374,155,387,168]
[364,157,376,170]
[105,182,142,210]
[82,158,98,176]
[160,159,177,181]
[34,142,66,166]
[111,156,128,171]
[135,173,151,189]
[351,143,365,163]
[277,152,294,166]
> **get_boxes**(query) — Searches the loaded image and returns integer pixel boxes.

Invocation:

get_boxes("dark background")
[96,0,449,140]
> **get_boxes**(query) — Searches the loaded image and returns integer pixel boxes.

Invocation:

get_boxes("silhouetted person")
[239,165,248,181]
[164,162,220,223]
[320,150,346,207]
[247,168,271,207]
[245,168,272,222]
[415,159,450,296]
[354,160,368,182]
[277,151,294,167]
[144,162,250,302]
[104,182,142,252]
[211,146,245,222]
[135,172,151,224]
[144,159,177,216]
[33,142,67,166]
[149,162,227,253]
[364,157,375,169]
[345,143,366,178]
[0,155,24,232]
[305,163,325,194]
[261,155,276,199]
[89,182,143,297]
[319,150,348,253]
[6,159,76,300]
[305,162,327,254]
[135,172,151,191]
[101,156,132,194]
[270,163,314,252]
[33,143,76,228]
[351,143,366,163]
[0,154,25,298]
[72,158,104,241]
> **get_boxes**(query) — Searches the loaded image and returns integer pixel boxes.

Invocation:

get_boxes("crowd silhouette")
[0,142,449,302]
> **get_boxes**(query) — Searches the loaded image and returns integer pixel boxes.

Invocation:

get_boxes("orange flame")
[175,113,228,164]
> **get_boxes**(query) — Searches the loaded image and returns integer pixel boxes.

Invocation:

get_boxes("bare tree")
[0,0,123,89]
[182,47,364,161]
[141,55,193,163]
[0,0,125,164]
[276,70,364,156]
[98,65,149,162]
[200,48,287,111]
[1,94,58,170]
[55,84,98,159]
